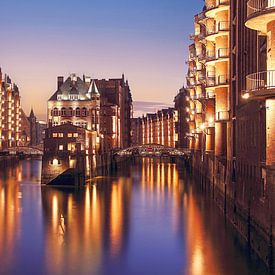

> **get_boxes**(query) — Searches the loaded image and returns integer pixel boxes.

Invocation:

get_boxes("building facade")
[48,74,132,152]
[131,108,178,148]
[185,0,274,268]
[174,87,190,149]
[0,69,21,150]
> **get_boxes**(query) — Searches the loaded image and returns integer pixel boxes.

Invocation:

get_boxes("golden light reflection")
[110,182,122,257]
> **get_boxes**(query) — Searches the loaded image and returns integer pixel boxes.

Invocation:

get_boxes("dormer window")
[57,95,62,101]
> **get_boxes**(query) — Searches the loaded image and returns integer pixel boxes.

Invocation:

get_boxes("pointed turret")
[30,107,35,118]
[88,80,100,95]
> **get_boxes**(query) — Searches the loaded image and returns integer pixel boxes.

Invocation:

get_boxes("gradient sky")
[1,0,202,119]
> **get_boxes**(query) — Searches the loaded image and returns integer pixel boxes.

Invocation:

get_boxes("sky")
[0,0,202,119]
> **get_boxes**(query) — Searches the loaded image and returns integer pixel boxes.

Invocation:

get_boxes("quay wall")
[190,152,274,272]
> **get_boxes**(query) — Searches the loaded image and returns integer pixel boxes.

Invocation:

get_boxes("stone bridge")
[115,144,190,158]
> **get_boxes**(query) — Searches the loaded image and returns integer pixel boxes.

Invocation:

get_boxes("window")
[73,133,78,138]
[76,108,81,117]
[59,145,64,151]
[82,108,88,117]
[68,108,73,117]
[68,133,73,138]
[52,133,58,138]
[58,133,64,138]
[61,108,66,117]
[53,108,59,116]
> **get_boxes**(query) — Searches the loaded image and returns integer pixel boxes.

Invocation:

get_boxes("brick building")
[0,69,21,150]
[174,87,190,149]
[47,74,133,152]
[185,0,274,268]
[131,108,178,148]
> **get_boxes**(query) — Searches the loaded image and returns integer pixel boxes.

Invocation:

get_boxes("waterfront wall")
[190,153,274,271]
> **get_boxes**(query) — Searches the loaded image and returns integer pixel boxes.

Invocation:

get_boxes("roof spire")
[88,80,100,95]
[30,107,35,117]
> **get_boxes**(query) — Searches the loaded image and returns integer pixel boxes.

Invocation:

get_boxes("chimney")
[57,76,64,89]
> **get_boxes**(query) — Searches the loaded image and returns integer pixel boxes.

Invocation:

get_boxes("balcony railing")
[206,50,216,61]
[217,48,230,58]
[206,48,229,62]
[218,21,230,31]
[247,0,275,18]
[216,111,230,121]
[206,74,229,87]
[217,74,229,85]
[206,21,229,36]
[246,70,275,96]
[206,0,230,11]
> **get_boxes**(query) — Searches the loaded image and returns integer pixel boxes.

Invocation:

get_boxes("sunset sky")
[1,0,201,119]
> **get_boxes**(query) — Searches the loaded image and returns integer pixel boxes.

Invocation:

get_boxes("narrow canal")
[0,158,269,275]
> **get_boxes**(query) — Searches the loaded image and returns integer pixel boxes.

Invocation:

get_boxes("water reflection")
[0,158,268,275]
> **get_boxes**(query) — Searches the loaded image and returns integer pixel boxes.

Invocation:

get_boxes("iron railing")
[246,70,275,92]
[247,0,275,17]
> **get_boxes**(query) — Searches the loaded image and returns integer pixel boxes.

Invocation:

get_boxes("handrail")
[247,0,275,17]
[246,70,275,91]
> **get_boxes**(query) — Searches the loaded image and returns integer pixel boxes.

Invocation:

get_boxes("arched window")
[53,108,59,116]
[82,107,88,117]
[68,107,73,117]
[76,107,81,117]
[61,107,66,117]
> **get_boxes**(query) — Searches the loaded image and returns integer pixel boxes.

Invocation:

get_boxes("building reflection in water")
[0,158,267,275]
[41,175,132,274]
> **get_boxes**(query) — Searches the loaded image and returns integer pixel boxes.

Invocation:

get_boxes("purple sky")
[0,0,202,119]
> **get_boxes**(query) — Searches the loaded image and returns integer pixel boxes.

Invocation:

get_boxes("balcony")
[205,0,230,18]
[198,52,206,62]
[216,111,230,121]
[195,12,206,24]
[245,70,275,99]
[206,74,229,88]
[246,0,275,33]
[206,21,230,41]
[206,48,229,64]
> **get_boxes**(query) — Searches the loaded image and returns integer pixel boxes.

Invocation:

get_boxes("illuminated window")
[53,133,58,138]
[58,133,64,138]
[53,108,59,116]
[68,133,73,138]
[59,145,64,151]
[73,133,78,138]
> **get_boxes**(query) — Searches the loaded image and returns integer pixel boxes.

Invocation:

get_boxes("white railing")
[246,70,275,92]
[247,0,275,17]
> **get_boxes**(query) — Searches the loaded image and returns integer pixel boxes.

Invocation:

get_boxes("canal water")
[0,158,269,275]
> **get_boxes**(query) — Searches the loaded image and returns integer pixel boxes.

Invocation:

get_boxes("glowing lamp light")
[186,107,190,112]
[200,123,206,131]
[242,93,250,99]
[52,158,59,166]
